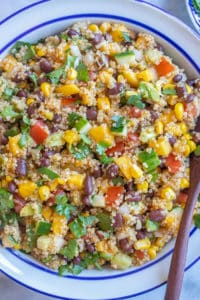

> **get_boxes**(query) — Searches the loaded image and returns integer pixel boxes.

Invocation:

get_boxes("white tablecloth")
[0,1,199,299]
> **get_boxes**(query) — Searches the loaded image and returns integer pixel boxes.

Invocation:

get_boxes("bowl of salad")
[0,0,200,299]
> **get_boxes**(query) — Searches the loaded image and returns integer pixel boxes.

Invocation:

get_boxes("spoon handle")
[165,157,200,300]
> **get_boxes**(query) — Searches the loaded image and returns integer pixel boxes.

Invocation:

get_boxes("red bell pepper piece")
[30,120,48,144]
[105,186,124,206]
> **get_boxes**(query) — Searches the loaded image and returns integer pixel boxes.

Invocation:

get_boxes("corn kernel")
[148,246,158,260]
[8,135,25,157]
[56,84,79,96]
[41,110,54,121]
[13,244,21,250]
[183,145,191,157]
[97,97,110,111]
[137,69,153,82]
[100,22,111,33]
[154,120,163,135]
[1,55,17,72]
[180,178,189,189]
[174,102,184,121]
[52,213,67,235]
[26,98,35,105]
[137,181,148,193]
[39,185,50,201]
[89,24,99,32]
[152,136,172,157]
[165,123,182,137]
[41,82,51,97]
[167,95,178,106]
[165,200,173,211]
[64,130,79,145]
[134,238,151,250]
[5,176,12,183]
[188,140,196,152]
[49,178,65,192]
[160,186,176,201]
[179,122,188,134]
[67,174,85,189]
[155,237,165,249]
[117,74,124,83]
[123,70,139,87]
[18,181,37,198]
[186,83,192,93]
[184,133,191,140]
[98,70,114,87]
[100,42,121,55]
[42,206,53,221]
[36,48,45,57]
[67,67,77,80]
[114,156,143,180]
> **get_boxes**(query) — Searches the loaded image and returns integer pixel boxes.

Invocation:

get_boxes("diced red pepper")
[135,250,145,260]
[61,97,77,107]
[30,121,48,144]
[127,132,139,143]
[176,192,188,205]
[105,186,124,206]
[155,57,175,77]
[165,154,182,174]
[106,141,125,157]
[129,107,142,118]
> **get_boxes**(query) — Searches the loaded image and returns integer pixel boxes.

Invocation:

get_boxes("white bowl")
[0,0,200,299]
[185,0,200,33]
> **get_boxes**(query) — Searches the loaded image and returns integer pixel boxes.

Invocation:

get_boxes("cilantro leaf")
[23,45,36,61]
[77,63,89,82]
[70,141,91,160]
[66,54,78,68]
[36,221,51,235]
[60,239,78,259]
[96,141,110,155]
[111,115,127,133]
[139,149,160,172]
[58,264,83,276]
[10,41,35,61]
[96,212,112,231]
[48,67,65,84]
[55,194,76,220]
[0,188,14,215]
[26,224,37,252]
[139,81,160,102]
[67,112,81,128]
[121,32,131,42]
[69,216,96,238]
[81,252,101,269]
[127,94,145,109]
[99,153,113,165]
[79,215,96,226]
[112,176,124,186]
[28,73,38,87]
[1,105,20,120]
[18,132,29,148]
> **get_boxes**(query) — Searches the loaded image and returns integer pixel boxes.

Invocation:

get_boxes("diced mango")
[55,84,80,96]
[63,130,80,145]
[8,135,25,156]
[89,125,114,146]
[137,69,153,82]
[97,97,110,111]
[18,181,37,198]
[67,174,85,189]
[114,156,143,180]
[52,213,67,235]
[123,70,139,88]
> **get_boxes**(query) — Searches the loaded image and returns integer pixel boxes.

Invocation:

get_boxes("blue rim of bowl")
[0,4,199,299]
[188,0,200,29]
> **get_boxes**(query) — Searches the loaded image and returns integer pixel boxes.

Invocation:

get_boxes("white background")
[0,1,200,299]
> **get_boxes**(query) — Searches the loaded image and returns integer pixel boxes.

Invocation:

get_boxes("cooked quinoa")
[0,21,200,275]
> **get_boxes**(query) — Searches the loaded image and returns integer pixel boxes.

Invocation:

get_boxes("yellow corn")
[26,98,35,105]
[174,103,184,121]
[52,213,67,235]
[137,181,148,193]
[163,83,175,90]
[63,130,79,145]
[56,84,80,96]
[42,206,53,221]
[188,140,196,152]
[49,178,65,192]
[100,22,111,33]
[160,186,176,201]
[36,48,45,57]
[148,246,158,260]
[89,125,114,146]
[67,68,77,80]
[67,174,85,189]
[100,42,121,55]
[123,70,139,88]
[180,178,189,189]
[159,111,174,125]
[114,156,143,180]
[137,69,153,82]
[155,237,165,249]
[134,238,151,250]
[184,133,191,141]
[39,185,50,201]
[89,24,99,32]
[184,144,191,157]
[5,176,12,183]
[41,82,51,97]
[165,200,173,211]
[154,120,163,135]
[1,55,17,72]
[186,83,192,93]
[8,135,24,156]
[117,75,124,83]
[97,97,110,111]
[167,95,178,106]
[150,136,172,157]
[41,110,54,121]
[18,181,37,198]
[179,122,188,134]
[98,70,114,87]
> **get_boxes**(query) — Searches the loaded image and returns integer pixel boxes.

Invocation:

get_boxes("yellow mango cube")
[89,125,114,146]
[97,97,111,111]
[67,174,85,189]
[56,84,79,96]
[18,181,37,198]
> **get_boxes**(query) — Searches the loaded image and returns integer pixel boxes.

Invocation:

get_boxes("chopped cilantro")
[1,105,20,120]
[55,194,76,220]
[77,63,89,82]
[66,54,78,68]
[112,176,124,186]
[127,94,145,109]
[10,41,35,61]
[121,32,131,42]
[58,264,83,276]
[70,141,91,160]
[0,188,14,226]
[96,141,110,155]
[48,67,65,84]
[111,115,127,133]
[3,87,15,100]
[99,154,113,165]
[69,216,96,238]
[139,149,160,172]
[38,167,59,180]
[60,239,78,259]
[96,212,112,231]
[26,224,37,252]
[67,112,81,128]
[28,73,38,87]
[36,221,51,235]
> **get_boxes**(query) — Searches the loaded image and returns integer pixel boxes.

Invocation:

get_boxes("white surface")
[0,0,200,299]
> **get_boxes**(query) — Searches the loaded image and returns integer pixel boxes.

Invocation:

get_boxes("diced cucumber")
[75,117,91,134]
[100,252,113,260]
[111,253,132,269]
[146,219,159,232]
[114,51,135,65]
[45,132,65,147]
[91,194,105,207]
[37,235,51,251]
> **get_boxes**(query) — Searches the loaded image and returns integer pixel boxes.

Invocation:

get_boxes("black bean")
[175,85,185,98]
[168,136,177,146]
[82,195,90,206]
[38,77,49,85]
[113,213,123,228]
[194,79,200,89]
[187,79,196,87]
[53,114,62,123]
[195,116,200,132]
[159,158,166,169]
[119,238,133,254]
[92,33,102,45]
[86,107,97,121]
[42,150,55,158]
[50,124,59,133]
[192,132,200,144]
[173,74,182,83]
[136,230,146,240]
[7,181,17,193]
[0,134,8,145]
[67,29,80,38]
[40,59,53,73]
[149,209,166,222]
[85,242,95,253]
[151,111,159,122]
[124,181,134,191]
[16,90,28,98]
[35,91,45,102]
[39,157,50,167]
[73,256,81,265]
[13,74,23,83]
[185,94,195,103]
[145,190,154,198]
[156,43,164,52]
[16,159,27,176]
[125,191,142,202]
[105,164,119,179]
[27,104,37,117]
[83,175,94,195]
[91,165,102,178]
[108,83,124,95]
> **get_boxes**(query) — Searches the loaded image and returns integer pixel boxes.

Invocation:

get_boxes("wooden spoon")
[165,155,200,300]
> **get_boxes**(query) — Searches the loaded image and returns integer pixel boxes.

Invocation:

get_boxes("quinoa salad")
[0,21,200,275]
